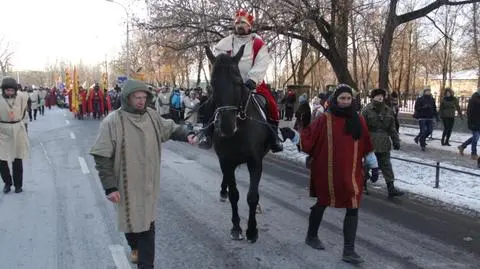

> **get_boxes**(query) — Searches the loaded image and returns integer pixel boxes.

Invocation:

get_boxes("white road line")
[109,245,132,269]
[63,113,66,116]
[78,157,90,174]
[65,120,70,125]
[70,132,76,140]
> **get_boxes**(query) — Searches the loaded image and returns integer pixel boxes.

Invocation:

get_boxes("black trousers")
[28,109,38,120]
[40,105,45,115]
[125,222,155,269]
[0,159,23,188]
[441,117,455,143]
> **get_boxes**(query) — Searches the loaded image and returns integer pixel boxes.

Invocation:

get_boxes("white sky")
[1,0,145,71]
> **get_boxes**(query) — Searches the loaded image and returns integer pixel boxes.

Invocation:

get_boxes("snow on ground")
[272,127,480,215]
[194,121,480,214]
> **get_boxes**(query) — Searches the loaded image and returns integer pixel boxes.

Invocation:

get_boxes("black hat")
[333,84,354,100]
[370,88,386,98]
[1,77,18,90]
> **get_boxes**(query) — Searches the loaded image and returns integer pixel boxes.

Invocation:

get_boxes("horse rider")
[198,8,283,153]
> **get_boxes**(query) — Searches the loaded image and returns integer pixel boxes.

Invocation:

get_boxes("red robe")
[87,89,105,114]
[104,92,112,112]
[79,91,87,114]
[256,82,279,122]
[300,112,373,208]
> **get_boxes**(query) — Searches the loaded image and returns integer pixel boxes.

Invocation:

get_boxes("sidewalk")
[276,119,480,216]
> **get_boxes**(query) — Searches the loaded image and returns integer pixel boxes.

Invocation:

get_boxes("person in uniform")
[361,88,404,197]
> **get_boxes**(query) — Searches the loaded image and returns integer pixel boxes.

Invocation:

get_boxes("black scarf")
[329,103,362,140]
[444,96,454,102]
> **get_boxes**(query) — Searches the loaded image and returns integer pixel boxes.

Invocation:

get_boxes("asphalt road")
[0,107,478,269]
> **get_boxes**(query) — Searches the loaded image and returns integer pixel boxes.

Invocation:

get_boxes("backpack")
[171,93,181,109]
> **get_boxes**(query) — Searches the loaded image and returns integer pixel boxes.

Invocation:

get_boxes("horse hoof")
[246,229,258,243]
[219,191,228,202]
[231,230,243,241]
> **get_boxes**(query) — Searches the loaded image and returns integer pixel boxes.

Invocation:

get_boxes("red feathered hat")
[234,8,254,26]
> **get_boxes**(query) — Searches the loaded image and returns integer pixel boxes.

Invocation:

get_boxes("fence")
[360,93,471,114]
[390,155,480,188]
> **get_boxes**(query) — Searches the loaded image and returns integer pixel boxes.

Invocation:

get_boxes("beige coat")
[90,108,179,233]
[29,90,40,110]
[155,92,170,115]
[183,96,200,124]
[0,91,30,162]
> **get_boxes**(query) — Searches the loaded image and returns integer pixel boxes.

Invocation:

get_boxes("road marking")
[65,120,70,125]
[78,157,90,174]
[63,113,66,117]
[40,143,53,165]
[70,132,76,140]
[109,245,132,269]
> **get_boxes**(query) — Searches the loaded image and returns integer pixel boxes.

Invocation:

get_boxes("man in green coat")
[361,88,404,198]
[90,79,197,268]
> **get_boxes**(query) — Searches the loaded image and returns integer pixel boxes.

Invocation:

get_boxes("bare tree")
[0,37,14,77]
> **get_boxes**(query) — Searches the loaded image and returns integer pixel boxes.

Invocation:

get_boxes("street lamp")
[105,0,129,78]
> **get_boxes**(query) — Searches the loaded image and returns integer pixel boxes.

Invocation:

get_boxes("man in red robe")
[281,84,378,265]
[77,87,88,119]
[88,84,105,119]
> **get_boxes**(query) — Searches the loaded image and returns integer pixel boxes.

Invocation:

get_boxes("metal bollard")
[435,162,440,188]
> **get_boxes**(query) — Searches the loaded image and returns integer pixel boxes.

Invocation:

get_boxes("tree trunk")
[474,3,480,88]
[335,0,351,70]
[287,38,297,85]
[196,53,203,87]
[379,0,400,90]
[351,11,359,87]
[297,41,309,85]
[405,23,414,98]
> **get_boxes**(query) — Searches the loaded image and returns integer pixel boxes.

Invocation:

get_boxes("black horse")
[205,45,271,243]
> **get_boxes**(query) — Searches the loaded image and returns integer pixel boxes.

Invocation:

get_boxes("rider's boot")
[199,124,214,150]
[268,121,283,153]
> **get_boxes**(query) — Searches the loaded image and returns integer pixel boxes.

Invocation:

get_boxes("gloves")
[393,143,400,150]
[280,127,296,141]
[370,168,379,183]
[245,79,257,91]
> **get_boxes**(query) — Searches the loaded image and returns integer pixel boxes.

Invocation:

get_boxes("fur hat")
[1,77,18,90]
[370,88,386,98]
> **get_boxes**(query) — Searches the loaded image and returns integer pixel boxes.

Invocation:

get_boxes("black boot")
[269,121,283,153]
[441,135,446,146]
[199,125,214,150]
[305,205,326,250]
[387,182,404,197]
[342,215,364,264]
[3,184,11,194]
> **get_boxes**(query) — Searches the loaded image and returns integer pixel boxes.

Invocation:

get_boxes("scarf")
[329,103,362,140]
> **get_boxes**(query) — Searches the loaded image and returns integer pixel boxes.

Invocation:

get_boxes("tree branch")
[398,0,480,24]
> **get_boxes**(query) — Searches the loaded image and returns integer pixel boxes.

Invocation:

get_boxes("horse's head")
[205,45,246,137]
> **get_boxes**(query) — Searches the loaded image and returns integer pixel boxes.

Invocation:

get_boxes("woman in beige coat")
[0,77,29,193]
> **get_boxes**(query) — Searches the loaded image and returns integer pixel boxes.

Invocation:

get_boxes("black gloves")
[280,127,296,142]
[370,168,379,183]
[245,79,257,91]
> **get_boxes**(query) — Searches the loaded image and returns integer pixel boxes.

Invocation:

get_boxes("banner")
[71,66,79,113]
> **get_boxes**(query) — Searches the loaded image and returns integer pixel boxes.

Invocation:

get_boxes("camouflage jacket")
[361,102,400,153]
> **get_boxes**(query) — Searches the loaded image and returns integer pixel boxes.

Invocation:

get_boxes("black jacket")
[467,92,480,131]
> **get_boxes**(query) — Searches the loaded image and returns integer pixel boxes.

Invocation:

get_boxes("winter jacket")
[467,92,480,131]
[294,103,311,130]
[361,102,400,153]
[439,96,462,118]
[414,95,438,120]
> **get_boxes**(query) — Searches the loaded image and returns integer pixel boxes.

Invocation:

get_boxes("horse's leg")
[220,161,242,240]
[220,177,228,202]
[246,159,262,243]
